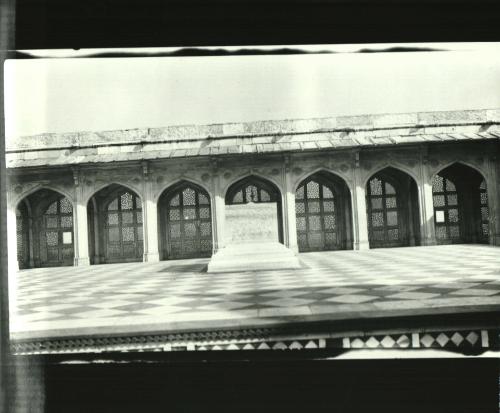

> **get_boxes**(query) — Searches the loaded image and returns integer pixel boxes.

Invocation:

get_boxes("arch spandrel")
[10,183,75,210]
[83,180,144,206]
[155,177,212,205]
[361,162,420,189]
[291,167,353,194]
[222,171,284,201]
[429,160,488,184]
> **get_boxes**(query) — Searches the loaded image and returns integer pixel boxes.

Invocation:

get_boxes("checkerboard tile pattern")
[9,245,500,337]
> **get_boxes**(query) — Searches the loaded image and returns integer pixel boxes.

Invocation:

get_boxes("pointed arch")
[362,163,420,189]
[223,172,284,202]
[225,174,282,204]
[365,166,421,248]
[15,187,75,268]
[292,167,352,194]
[16,200,30,269]
[87,183,144,264]
[13,183,74,210]
[431,160,487,184]
[294,169,353,252]
[84,180,143,205]
[158,179,213,260]
[225,174,284,244]
[431,162,489,244]
[155,177,212,204]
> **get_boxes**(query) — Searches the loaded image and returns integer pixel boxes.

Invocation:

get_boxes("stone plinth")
[207,241,301,273]
[208,202,301,273]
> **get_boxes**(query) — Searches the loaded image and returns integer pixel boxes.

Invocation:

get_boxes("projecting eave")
[5,109,500,169]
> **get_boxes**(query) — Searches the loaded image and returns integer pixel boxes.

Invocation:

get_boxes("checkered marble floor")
[9,245,500,340]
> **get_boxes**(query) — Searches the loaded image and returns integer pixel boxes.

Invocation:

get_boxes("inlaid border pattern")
[10,328,493,355]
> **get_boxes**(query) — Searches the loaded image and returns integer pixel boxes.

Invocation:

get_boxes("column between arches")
[73,184,90,266]
[211,170,225,254]
[486,155,500,246]
[352,157,370,250]
[282,159,298,253]
[418,155,437,246]
[143,178,160,262]
[6,198,19,272]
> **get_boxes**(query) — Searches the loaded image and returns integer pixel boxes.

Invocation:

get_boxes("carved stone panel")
[224,202,279,244]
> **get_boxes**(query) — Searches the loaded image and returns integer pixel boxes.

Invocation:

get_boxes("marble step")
[207,241,302,273]
[213,242,296,257]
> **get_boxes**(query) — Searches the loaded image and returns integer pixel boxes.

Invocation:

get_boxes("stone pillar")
[26,205,35,268]
[73,205,90,266]
[282,157,298,253]
[211,165,225,253]
[418,152,437,246]
[6,200,19,272]
[352,153,370,250]
[91,198,100,264]
[142,167,160,262]
[487,154,500,246]
[73,184,90,266]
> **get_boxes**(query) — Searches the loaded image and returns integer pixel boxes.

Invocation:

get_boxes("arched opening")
[16,188,74,268]
[295,171,353,252]
[16,201,31,269]
[366,167,421,249]
[87,184,144,264]
[225,175,283,243]
[432,163,489,244]
[158,181,213,260]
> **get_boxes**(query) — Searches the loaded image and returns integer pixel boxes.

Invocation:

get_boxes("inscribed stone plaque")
[435,210,445,223]
[225,202,279,243]
[62,232,72,244]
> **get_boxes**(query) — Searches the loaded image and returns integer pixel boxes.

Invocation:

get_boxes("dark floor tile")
[113,303,162,312]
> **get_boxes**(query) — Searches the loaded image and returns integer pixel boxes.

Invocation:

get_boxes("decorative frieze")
[10,328,493,355]
[338,330,489,350]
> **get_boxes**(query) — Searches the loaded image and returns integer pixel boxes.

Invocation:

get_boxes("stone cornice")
[6,109,500,169]
[7,108,500,152]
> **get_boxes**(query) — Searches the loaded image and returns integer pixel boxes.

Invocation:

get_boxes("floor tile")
[263,297,316,307]
[385,291,441,300]
[326,294,378,304]
[9,245,500,338]
[450,288,500,296]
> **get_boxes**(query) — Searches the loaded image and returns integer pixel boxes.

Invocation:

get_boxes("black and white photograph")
[5,42,500,354]
[2,37,500,411]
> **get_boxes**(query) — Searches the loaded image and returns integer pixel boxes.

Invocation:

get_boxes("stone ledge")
[6,129,499,169]
[7,108,500,151]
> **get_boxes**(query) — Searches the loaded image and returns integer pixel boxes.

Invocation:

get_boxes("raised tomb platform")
[207,202,301,273]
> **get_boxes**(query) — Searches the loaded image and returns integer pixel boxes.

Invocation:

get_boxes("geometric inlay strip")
[10,329,492,355]
[340,330,489,350]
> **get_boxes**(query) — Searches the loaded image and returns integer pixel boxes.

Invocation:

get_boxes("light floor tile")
[450,288,499,296]
[326,294,378,304]
[386,292,441,300]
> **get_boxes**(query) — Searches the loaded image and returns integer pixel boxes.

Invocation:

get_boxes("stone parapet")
[7,108,500,152]
[5,109,500,169]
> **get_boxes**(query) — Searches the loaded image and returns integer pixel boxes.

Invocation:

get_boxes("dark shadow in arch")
[295,170,353,252]
[16,188,74,268]
[432,163,489,244]
[158,180,213,261]
[87,184,144,264]
[366,167,421,249]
